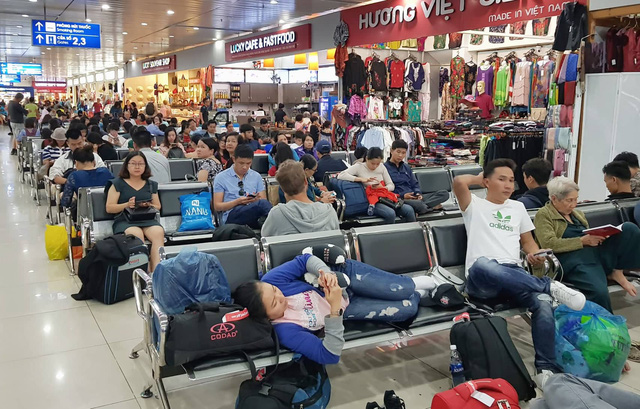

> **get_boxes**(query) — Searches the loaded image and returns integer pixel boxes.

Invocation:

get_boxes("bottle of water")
[449,345,465,387]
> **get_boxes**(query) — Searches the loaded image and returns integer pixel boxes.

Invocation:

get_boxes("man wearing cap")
[313,140,348,183]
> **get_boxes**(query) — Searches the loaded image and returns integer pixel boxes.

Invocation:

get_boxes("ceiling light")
[101,4,110,10]
[22,14,29,18]
[193,27,199,30]
[29,0,37,2]
[76,53,79,56]
[141,22,148,26]
[270,0,278,4]
[169,35,174,38]
[167,10,174,15]
[17,25,23,28]
[122,31,128,35]
[41,52,45,54]
[133,46,138,49]
[46,47,51,50]
[279,19,285,24]
[86,18,92,22]
[13,33,18,36]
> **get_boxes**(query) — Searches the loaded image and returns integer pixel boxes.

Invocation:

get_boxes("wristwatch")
[329,309,343,318]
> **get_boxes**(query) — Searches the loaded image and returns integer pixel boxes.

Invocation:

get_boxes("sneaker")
[550,281,586,311]
[365,402,383,409]
[383,390,406,409]
[534,369,555,391]
[10,149,17,155]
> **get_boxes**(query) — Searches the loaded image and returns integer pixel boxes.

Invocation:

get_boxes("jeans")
[405,190,450,214]
[337,259,419,322]
[530,373,640,409]
[374,202,416,224]
[466,257,558,372]
[225,199,272,229]
[635,201,640,228]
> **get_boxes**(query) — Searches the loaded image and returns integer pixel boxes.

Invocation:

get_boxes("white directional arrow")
[35,21,43,30]
[35,34,44,43]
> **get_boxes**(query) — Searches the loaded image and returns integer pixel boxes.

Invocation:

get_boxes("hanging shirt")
[512,62,531,106]
[464,62,477,96]
[475,65,494,97]
[405,61,425,91]
[494,66,510,107]
[449,33,463,49]
[433,35,446,49]
[450,56,466,103]
[367,97,385,120]
[389,60,406,89]
[407,100,422,122]
[369,59,388,92]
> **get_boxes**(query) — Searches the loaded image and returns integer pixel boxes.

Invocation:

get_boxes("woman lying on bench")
[234,246,436,364]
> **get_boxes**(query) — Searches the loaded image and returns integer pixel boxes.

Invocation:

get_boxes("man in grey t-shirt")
[132,130,171,184]
[8,93,28,155]
[262,160,339,237]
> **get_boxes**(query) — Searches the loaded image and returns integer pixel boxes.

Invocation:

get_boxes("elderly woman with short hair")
[534,177,640,312]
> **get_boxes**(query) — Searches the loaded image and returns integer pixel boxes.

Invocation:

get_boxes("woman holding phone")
[105,151,164,271]
[158,127,186,157]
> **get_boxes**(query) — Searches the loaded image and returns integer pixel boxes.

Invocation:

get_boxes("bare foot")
[624,361,631,372]
[611,269,638,297]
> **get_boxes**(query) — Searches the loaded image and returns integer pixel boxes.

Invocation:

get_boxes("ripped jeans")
[336,259,420,322]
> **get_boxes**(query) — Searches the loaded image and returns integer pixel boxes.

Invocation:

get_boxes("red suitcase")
[431,378,521,409]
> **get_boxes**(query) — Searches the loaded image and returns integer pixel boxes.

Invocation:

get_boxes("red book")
[582,224,623,237]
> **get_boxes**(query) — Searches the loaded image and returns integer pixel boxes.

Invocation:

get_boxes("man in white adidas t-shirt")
[453,158,586,387]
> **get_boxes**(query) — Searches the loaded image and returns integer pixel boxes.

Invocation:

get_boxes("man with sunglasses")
[213,144,272,228]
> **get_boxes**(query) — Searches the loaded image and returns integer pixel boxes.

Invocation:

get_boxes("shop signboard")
[141,55,177,74]
[341,0,587,47]
[225,24,312,62]
[32,19,101,49]
[0,74,21,84]
[0,86,35,95]
[33,81,67,93]
[0,63,42,76]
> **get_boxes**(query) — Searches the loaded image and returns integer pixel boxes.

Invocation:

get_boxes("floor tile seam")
[0,303,87,320]
[90,398,142,409]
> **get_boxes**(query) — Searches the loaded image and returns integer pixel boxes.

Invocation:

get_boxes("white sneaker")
[550,281,586,311]
[535,369,555,391]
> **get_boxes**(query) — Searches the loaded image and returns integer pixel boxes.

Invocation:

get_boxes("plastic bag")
[45,224,68,260]
[555,301,630,382]
[152,247,232,315]
[177,191,215,232]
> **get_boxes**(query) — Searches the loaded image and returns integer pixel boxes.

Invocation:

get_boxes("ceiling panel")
[0,0,373,79]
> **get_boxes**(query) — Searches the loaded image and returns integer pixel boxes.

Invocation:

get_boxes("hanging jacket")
[552,2,588,51]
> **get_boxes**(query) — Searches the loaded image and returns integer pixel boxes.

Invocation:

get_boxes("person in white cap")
[42,128,70,167]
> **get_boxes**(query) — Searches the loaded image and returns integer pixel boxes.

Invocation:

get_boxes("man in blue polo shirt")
[384,139,449,215]
[213,144,272,228]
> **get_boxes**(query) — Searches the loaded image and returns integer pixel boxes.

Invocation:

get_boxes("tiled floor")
[0,127,638,408]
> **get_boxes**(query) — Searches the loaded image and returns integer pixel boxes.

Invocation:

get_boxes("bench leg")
[521,312,533,327]
[154,377,171,409]
[129,340,145,359]
[140,384,153,399]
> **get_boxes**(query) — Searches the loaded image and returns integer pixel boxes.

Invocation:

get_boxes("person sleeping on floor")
[233,245,437,364]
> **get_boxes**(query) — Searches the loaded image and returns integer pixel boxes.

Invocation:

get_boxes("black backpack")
[167,147,185,158]
[450,316,537,401]
[236,333,331,409]
[72,234,148,304]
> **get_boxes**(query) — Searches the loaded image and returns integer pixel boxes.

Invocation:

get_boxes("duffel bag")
[164,302,274,367]
[431,378,521,409]
[332,179,368,218]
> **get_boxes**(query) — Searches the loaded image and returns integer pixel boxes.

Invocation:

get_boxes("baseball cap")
[419,283,466,308]
[316,139,331,154]
[52,128,67,141]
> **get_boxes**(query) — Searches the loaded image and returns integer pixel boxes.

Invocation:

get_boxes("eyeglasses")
[128,162,146,168]
[238,181,245,196]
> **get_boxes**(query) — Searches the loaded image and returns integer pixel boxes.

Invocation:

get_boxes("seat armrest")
[133,268,153,320]
[149,299,169,367]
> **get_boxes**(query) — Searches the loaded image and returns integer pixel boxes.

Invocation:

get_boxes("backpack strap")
[487,318,536,391]
[240,329,280,381]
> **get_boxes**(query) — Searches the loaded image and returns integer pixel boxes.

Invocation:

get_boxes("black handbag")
[377,196,405,210]
[124,206,158,222]
[164,302,274,366]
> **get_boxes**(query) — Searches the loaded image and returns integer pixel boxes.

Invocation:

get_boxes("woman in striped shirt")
[42,128,70,167]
